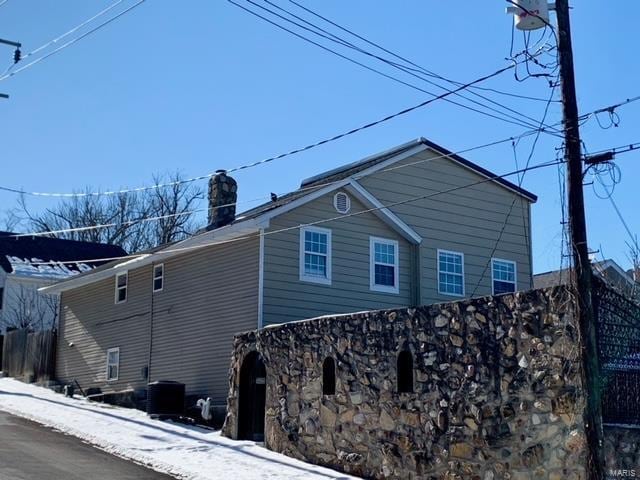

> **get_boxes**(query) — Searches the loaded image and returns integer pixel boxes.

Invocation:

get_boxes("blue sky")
[0,1,638,274]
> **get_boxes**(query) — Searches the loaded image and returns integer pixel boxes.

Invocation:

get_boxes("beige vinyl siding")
[149,236,259,403]
[57,268,152,393]
[262,191,411,326]
[358,149,533,304]
[57,236,260,404]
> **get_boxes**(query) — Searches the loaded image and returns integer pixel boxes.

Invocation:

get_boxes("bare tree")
[2,285,59,332]
[13,172,204,253]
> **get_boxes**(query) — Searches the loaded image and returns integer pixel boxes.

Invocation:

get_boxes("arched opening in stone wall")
[238,351,266,441]
[397,350,414,393]
[322,357,336,395]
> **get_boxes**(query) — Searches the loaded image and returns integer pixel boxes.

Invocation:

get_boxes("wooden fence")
[1,329,56,382]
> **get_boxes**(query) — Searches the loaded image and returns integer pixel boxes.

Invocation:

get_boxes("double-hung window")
[153,264,164,293]
[115,272,128,304]
[370,237,399,294]
[438,250,465,296]
[492,258,517,294]
[106,347,120,381]
[300,226,332,284]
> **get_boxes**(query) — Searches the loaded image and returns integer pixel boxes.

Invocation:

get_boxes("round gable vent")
[333,192,351,214]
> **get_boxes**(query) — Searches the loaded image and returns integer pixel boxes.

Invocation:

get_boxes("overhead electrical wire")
[0,0,146,82]
[10,128,552,239]
[0,93,634,200]
[0,61,544,198]
[275,0,562,133]
[470,75,559,297]
[259,0,558,132]
[26,157,565,265]
[231,0,560,134]
[286,0,556,104]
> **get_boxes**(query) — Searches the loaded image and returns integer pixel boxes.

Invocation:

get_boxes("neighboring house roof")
[0,231,127,280]
[42,137,536,294]
[534,259,638,291]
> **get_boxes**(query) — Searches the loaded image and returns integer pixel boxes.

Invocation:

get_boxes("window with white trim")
[300,227,332,284]
[153,264,164,292]
[438,250,464,296]
[492,259,517,294]
[370,237,399,293]
[115,272,128,304]
[106,347,120,381]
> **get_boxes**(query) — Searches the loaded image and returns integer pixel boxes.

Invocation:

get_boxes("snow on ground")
[0,378,357,480]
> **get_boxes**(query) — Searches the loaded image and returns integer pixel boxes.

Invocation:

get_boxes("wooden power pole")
[554,0,604,478]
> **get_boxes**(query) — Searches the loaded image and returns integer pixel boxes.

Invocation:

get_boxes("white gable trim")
[345,181,422,245]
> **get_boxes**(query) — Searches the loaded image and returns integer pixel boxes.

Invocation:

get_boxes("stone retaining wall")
[222,288,588,479]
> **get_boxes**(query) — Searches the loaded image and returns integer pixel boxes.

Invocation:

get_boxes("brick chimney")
[206,170,238,231]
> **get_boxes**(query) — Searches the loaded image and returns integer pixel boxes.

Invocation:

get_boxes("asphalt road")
[0,410,174,480]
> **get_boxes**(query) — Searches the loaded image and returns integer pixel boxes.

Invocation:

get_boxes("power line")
[0,0,146,82]
[232,0,559,133]
[287,0,556,104]
[10,130,547,238]
[470,78,559,297]
[1,94,631,200]
[0,62,539,198]
[260,0,558,132]
[28,157,565,266]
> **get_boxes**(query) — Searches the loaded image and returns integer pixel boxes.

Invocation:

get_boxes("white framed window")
[115,272,128,304]
[438,249,465,296]
[333,192,351,214]
[492,258,517,295]
[106,347,120,381]
[370,237,399,294]
[299,226,332,285]
[153,264,164,292]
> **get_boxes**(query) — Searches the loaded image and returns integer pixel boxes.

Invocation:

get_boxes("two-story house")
[42,137,537,407]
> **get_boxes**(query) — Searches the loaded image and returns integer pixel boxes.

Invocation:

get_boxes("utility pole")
[554,1,604,478]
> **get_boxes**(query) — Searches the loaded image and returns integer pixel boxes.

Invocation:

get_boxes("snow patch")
[0,378,356,480]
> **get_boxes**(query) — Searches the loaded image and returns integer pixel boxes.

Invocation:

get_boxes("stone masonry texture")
[222,287,589,479]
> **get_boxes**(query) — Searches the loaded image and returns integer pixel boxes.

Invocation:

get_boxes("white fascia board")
[39,218,264,294]
[345,181,422,245]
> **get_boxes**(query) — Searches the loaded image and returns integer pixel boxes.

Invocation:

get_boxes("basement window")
[106,347,120,381]
[115,272,128,304]
[153,264,164,293]
[322,357,336,396]
[397,350,414,393]
[492,258,516,294]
